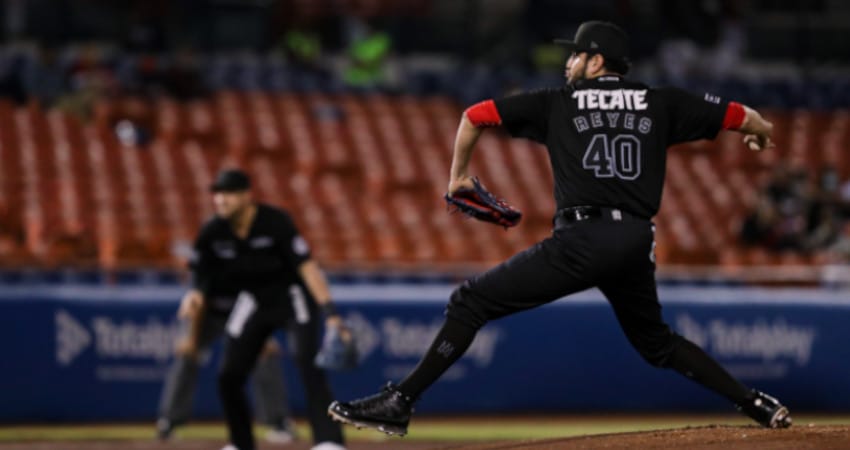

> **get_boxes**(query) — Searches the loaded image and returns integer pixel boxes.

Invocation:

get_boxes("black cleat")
[328,382,414,437]
[737,390,792,428]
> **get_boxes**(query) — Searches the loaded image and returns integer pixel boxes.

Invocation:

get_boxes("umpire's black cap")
[210,169,251,192]
[554,21,629,63]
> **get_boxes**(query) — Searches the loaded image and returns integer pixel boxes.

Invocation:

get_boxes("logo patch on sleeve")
[704,93,721,104]
[212,240,237,259]
[292,235,310,255]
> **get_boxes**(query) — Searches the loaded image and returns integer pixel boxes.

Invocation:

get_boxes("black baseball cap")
[210,169,251,192]
[554,21,629,63]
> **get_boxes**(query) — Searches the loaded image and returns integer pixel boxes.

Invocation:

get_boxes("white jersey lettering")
[573,89,648,111]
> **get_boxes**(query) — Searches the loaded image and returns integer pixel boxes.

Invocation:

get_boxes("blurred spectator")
[740,165,812,251]
[22,45,67,107]
[114,119,152,148]
[769,165,810,250]
[343,19,392,89]
[283,26,323,69]
[102,96,155,149]
[741,164,850,254]
[805,165,843,244]
[130,55,162,98]
[116,47,207,101]
[805,207,841,250]
[278,23,335,90]
[740,192,779,247]
[60,45,118,119]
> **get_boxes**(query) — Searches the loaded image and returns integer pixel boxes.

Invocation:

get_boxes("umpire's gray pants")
[157,313,291,426]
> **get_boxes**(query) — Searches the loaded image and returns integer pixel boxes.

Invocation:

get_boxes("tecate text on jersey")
[572,89,648,111]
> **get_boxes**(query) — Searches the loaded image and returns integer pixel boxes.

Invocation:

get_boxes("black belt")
[554,206,643,228]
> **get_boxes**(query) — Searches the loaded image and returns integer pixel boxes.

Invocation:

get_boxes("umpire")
[181,169,346,450]
[330,21,790,435]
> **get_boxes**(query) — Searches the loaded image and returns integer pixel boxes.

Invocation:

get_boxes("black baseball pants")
[448,214,677,365]
[158,310,292,430]
[399,211,751,405]
[218,288,344,450]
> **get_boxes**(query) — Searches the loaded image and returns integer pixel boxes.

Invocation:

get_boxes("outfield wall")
[2,284,849,421]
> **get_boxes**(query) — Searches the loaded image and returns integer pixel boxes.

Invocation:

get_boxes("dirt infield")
[2,425,849,450]
[445,425,850,450]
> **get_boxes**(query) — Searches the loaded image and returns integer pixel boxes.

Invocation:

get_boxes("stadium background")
[1,0,850,447]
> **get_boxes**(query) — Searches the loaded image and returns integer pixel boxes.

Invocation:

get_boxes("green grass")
[1,415,848,442]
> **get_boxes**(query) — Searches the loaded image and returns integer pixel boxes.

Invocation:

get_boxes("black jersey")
[189,203,312,303]
[493,75,729,218]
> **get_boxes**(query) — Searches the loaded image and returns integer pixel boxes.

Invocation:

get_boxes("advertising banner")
[2,285,848,421]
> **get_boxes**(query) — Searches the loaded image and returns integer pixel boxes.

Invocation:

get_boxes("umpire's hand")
[325,315,353,341]
[178,289,204,320]
[315,315,359,370]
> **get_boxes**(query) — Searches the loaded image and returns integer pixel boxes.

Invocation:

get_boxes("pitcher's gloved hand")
[445,177,522,228]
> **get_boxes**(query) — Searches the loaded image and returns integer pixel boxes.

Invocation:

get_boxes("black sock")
[397,316,478,399]
[667,337,752,404]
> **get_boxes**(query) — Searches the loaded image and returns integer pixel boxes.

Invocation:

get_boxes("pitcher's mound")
[445,424,850,450]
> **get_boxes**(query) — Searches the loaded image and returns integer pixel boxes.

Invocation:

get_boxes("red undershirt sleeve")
[722,101,745,130]
[464,99,502,128]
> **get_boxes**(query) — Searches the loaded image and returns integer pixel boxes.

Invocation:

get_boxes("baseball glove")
[445,177,522,228]
[314,323,359,371]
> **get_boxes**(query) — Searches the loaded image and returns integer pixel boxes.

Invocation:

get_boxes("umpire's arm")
[299,260,343,328]
[279,211,346,328]
[178,228,213,319]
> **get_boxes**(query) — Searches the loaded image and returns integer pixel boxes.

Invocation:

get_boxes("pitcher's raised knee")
[445,283,490,330]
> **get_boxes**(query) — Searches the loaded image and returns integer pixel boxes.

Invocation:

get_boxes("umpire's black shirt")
[493,75,729,219]
[190,203,311,304]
